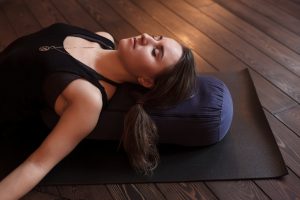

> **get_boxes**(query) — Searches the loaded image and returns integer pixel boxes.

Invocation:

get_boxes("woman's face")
[118,33,182,87]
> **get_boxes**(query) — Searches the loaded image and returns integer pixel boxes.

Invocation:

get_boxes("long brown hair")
[122,46,197,175]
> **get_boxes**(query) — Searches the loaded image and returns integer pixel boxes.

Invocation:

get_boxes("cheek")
[118,43,158,76]
[134,54,157,75]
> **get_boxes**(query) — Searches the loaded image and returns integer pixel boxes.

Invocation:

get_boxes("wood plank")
[184,0,215,7]
[21,190,61,200]
[101,0,215,73]
[77,0,138,41]
[105,0,174,37]
[205,181,269,200]
[50,0,101,31]
[1,0,41,37]
[57,185,114,200]
[275,105,300,137]
[255,168,300,199]
[289,0,300,3]
[265,0,300,20]
[24,0,66,27]
[248,70,296,114]
[35,185,61,197]
[192,0,300,78]
[0,8,17,50]
[265,109,300,176]
[156,182,218,200]
[239,0,300,35]
[106,185,128,200]
[107,0,244,72]
[133,184,166,199]
[107,184,165,200]
[213,0,300,54]
[159,0,300,105]
[37,184,117,200]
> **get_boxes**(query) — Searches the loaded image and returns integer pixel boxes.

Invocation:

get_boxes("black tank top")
[0,23,119,127]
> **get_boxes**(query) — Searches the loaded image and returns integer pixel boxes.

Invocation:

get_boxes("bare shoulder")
[95,31,115,44]
[62,79,103,110]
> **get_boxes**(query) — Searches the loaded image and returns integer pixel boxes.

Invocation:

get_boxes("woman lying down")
[0,23,233,199]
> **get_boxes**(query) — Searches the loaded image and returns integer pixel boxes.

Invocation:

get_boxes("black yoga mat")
[0,69,288,184]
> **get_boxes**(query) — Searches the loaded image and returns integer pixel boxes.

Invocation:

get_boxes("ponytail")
[123,103,159,175]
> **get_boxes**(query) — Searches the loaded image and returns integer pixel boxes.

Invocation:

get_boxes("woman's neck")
[94,49,137,85]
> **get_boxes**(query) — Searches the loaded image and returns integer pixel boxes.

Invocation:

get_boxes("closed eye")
[152,35,163,41]
[151,35,164,59]
[152,48,159,57]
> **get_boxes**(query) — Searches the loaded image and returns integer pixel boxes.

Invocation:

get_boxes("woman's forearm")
[0,159,48,200]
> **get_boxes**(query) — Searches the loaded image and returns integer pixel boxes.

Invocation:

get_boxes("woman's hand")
[0,79,103,199]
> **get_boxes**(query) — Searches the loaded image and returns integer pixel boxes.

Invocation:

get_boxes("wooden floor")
[1,0,300,199]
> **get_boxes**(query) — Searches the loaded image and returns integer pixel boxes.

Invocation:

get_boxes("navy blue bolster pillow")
[87,75,233,146]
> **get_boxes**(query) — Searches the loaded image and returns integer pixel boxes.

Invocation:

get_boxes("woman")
[0,23,196,199]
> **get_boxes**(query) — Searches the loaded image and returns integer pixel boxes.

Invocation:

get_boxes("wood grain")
[214,0,300,54]
[205,180,269,200]
[275,105,300,137]
[239,0,300,35]
[265,0,300,20]
[57,185,113,200]
[130,0,245,71]
[25,0,66,27]
[77,0,139,41]
[195,0,300,77]
[21,190,62,200]
[51,0,101,31]
[248,70,296,114]
[107,184,165,200]
[265,110,300,176]
[156,182,218,200]
[1,0,41,37]
[0,8,17,51]
[255,168,300,200]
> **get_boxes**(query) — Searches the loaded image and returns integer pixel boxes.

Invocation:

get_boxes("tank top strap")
[96,73,121,87]
[67,32,121,87]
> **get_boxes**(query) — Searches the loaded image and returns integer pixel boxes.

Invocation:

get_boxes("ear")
[137,77,154,88]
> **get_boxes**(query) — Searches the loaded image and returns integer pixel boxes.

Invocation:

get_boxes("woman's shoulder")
[62,79,103,110]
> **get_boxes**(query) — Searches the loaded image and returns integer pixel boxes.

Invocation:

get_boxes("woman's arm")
[0,79,103,200]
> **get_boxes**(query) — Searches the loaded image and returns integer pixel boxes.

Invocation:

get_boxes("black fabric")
[0,69,287,184]
[0,23,116,126]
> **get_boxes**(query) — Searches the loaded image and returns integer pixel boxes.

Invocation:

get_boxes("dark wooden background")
[1,0,300,199]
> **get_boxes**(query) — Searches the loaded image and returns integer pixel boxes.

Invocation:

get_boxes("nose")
[140,33,155,46]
